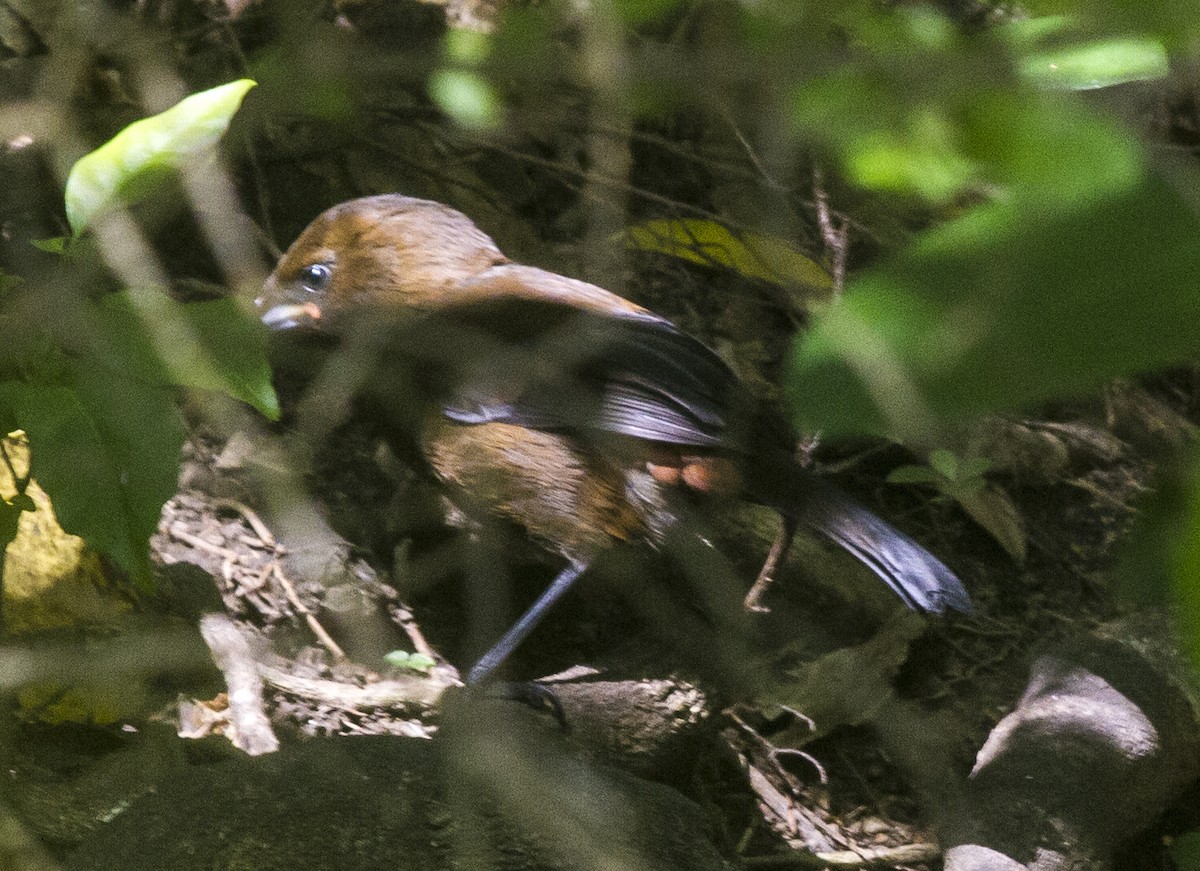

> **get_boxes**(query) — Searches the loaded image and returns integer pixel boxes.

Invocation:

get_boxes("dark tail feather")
[747,457,972,615]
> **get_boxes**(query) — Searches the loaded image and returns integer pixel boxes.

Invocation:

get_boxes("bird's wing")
[425,292,741,449]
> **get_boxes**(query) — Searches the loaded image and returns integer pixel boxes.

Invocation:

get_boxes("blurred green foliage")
[1172,831,1200,871]
[432,29,502,129]
[888,449,992,500]
[430,69,502,130]
[1170,463,1200,667]
[1,81,272,587]
[0,381,182,585]
[778,6,1190,442]
[95,289,278,419]
[789,173,1200,439]
[1018,32,1168,89]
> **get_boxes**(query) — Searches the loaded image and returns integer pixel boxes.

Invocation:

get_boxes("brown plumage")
[257,194,971,684]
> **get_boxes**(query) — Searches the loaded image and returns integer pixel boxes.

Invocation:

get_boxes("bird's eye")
[300,263,332,292]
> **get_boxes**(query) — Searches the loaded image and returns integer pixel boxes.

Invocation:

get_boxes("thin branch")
[723,111,790,192]
[168,523,241,562]
[213,498,276,548]
[812,164,849,293]
[272,563,347,660]
[388,603,442,663]
[744,516,796,612]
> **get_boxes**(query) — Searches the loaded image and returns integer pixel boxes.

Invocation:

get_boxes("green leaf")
[786,10,984,204]
[961,90,1141,209]
[959,456,993,479]
[626,219,834,294]
[1020,37,1169,90]
[30,236,69,255]
[95,289,279,419]
[886,464,941,485]
[997,14,1073,47]
[929,448,959,481]
[787,13,1143,204]
[0,380,184,586]
[384,650,436,673]
[64,79,257,235]
[845,109,979,202]
[407,653,436,672]
[184,298,280,419]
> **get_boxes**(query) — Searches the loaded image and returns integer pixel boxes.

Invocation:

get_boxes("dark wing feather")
[431,297,739,448]
[594,382,724,445]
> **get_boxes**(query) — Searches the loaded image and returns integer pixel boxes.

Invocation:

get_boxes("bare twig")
[744,516,796,612]
[236,533,276,550]
[812,165,849,293]
[731,708,826,788]
[272,564,347,660]
[388,603,441,662]
[168,523,241,562]
[403,125,735,229]
[772,747,828,787]
[213,498,276,548]
[723,111,789,192]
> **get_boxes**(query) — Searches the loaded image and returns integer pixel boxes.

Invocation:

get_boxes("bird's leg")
[466,559,588,686]
[743,514,797,612]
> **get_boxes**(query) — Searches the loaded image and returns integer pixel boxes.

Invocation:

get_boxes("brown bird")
[257,195,971,685]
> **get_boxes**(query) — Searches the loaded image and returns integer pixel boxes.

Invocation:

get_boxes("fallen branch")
[198,613,279,756]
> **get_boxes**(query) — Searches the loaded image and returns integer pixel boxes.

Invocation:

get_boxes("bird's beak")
[258,300,322,330]
[256,277,323,331]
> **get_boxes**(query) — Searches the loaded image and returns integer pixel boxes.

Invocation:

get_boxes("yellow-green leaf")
[626,219,834,296]
[1022,38,1169,90]
[65,79,257,234]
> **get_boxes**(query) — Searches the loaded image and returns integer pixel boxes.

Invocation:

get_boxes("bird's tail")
[745,455,972,615]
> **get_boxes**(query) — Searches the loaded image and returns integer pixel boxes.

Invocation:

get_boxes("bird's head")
[256,194,508,332]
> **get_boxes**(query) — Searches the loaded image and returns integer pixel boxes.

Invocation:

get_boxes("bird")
[256,194,972,686]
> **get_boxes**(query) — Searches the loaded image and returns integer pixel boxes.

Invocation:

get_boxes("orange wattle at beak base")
[259,300,322,331]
